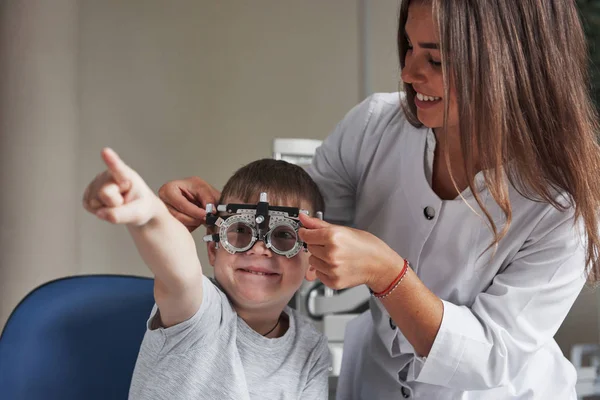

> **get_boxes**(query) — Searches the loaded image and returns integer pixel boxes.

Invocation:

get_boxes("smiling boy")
[82,149,331,399]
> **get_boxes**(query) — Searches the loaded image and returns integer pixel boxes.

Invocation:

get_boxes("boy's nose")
[246,240,273,257]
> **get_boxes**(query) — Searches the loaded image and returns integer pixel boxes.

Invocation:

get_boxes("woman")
[159,0,600,398]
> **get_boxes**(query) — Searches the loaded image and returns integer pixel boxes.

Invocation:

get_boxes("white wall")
[0,0,597,360]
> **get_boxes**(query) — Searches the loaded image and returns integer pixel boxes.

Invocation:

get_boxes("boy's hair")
[219,159,325,215]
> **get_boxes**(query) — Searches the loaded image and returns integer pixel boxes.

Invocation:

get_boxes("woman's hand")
[82,148,162,226]
[300,213,443,357]
[298,213,404,291]
[158,176,221,232]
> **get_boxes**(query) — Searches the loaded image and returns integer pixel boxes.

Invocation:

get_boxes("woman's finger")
[315,270,344,290]
[183,184,220,209]
[298,227,332,245]
[308,254,332,273]
[165,204,204,230]
[160,184,208,221]
[306,244,330,262]
[299,212,330,229]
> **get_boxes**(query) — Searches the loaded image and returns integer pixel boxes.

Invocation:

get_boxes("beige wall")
[0,0,80,330]
[77,0,361,280]
[0,0,597,359]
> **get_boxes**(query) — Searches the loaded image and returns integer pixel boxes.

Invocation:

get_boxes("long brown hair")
[399,0,600,282]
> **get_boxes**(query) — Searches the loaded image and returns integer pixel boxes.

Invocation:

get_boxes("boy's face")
[207,197,317,313]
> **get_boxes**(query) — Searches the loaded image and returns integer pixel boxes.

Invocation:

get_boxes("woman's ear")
[305,265,317,281]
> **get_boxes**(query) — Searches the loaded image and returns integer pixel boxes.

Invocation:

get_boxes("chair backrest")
[0,275,154,400]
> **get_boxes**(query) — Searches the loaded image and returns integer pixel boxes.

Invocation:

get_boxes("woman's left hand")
[298,213,404,291]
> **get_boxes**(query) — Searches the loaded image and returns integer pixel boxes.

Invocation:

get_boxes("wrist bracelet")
[372,258,409,299]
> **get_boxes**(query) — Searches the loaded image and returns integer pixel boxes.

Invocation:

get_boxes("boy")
[82,148,331,399]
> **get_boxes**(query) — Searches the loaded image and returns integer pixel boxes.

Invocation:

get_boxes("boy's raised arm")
[83,148,204,327]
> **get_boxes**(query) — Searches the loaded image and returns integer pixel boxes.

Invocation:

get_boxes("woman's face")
[401,1,459,130]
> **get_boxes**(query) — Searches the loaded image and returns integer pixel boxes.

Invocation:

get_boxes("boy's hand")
[83,148,163,226]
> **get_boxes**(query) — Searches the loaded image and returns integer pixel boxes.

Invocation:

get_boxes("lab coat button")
[424,206,435,220]
[389,317,396,330]
[401,386,410,398]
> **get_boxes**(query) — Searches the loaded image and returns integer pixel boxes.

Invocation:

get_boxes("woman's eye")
[429,59,442,67]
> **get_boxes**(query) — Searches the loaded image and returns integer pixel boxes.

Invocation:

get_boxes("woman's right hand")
[158,177,221,232]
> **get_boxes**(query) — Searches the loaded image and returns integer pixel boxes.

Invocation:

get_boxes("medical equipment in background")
[273,138,323,166]
[272,138,371,377]
[571,343,600,398]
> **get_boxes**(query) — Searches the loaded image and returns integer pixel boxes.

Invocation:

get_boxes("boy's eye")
[274,231,294,240]
[226,223,254,248]
[226,223,253,236]
[270,226,298,252]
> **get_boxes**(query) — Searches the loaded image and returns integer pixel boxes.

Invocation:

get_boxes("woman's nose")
[401,54,426,85]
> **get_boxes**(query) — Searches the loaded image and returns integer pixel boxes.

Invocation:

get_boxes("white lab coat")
[306,93,586,399]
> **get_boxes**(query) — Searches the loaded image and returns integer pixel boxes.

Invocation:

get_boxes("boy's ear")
[305,265,317,282]
[207,241,217,266]
[206,227,217,266]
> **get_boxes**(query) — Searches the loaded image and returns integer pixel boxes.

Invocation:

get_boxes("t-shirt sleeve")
[141,276,235,356]
[299,335,332,400]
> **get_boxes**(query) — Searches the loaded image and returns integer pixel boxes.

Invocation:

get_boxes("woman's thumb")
[299,212,329,229]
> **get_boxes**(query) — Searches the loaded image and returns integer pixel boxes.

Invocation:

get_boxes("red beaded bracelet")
[372,258,409,299]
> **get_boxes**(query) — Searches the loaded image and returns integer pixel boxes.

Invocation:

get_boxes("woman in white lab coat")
[159,0,600,398]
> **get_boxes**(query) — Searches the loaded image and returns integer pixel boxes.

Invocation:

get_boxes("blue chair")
[0,275,155,400]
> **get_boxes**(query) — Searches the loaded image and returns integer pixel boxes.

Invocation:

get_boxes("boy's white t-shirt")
[128,276,331,400]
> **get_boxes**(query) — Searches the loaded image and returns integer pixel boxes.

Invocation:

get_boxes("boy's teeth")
[245,269,270,276]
